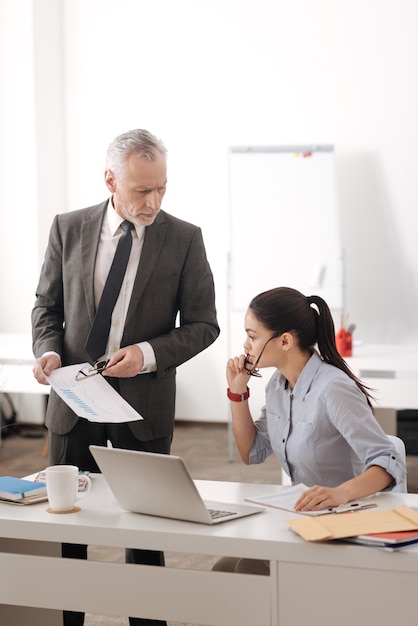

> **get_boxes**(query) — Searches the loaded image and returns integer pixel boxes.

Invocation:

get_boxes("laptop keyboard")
[208,508,235,520]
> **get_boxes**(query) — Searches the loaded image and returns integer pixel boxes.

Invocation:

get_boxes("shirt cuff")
[136,342,156,373]
[41,351,61,365]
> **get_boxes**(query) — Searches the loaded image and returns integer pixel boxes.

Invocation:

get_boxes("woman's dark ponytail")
[307,295,373,406]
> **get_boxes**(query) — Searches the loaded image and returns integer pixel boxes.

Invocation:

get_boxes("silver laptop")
[89,445,264,525]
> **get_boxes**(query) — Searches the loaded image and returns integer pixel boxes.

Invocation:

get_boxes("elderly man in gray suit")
[32,128,220,626]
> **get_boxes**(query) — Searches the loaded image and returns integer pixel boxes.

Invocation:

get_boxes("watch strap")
[227,386,250,402]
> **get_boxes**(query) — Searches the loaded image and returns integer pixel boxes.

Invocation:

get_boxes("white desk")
[0,333,46,394]
[346,344,418,397]
[0,334,49,436]
[1,477,418,626]
[345,344,418,435]
[0,363,50,396]
[0,332,36,364]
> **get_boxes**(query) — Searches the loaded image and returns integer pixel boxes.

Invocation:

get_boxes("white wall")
[1,0,418,421]
[0,0,66,334]
[0,0,38,333]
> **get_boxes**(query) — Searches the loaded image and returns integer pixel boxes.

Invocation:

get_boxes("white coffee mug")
[45,465,91,513]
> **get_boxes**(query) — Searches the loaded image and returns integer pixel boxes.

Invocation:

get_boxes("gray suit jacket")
[32,201,220,440]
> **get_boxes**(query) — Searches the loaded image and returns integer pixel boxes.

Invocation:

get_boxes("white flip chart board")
[228,145,343,311]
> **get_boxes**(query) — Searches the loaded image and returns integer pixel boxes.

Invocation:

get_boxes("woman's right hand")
[226,354,250,392]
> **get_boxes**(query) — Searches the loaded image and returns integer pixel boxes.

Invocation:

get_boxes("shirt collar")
[106,198,145,240]
[277,350,323,399]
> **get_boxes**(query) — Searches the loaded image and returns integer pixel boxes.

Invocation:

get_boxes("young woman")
[214,287,406,574]
[227,287,405,511]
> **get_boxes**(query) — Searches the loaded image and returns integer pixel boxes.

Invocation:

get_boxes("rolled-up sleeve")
[326,378,407,491]
[364,442,406,491]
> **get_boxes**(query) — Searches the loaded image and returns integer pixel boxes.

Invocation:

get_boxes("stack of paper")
[345,529,418,549]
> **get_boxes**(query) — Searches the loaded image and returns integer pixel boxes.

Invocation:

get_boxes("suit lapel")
[80,201,107,324]
[125,211,168,326]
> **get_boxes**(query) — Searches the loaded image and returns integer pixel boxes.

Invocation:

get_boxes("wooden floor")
[1,420,418,626]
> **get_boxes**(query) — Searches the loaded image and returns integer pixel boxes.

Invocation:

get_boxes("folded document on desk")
[286,506,418,542]
[245,484,376,516]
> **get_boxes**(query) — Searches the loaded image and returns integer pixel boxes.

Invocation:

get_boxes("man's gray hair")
[106,129,167,176]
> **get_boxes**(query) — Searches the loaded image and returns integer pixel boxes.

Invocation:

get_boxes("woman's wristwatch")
[227,386,250,402]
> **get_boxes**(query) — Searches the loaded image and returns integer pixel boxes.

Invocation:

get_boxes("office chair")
[387,434,408,492]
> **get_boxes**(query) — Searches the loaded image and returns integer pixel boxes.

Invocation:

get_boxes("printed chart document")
[245,484,377,516]
[45,363,143,423]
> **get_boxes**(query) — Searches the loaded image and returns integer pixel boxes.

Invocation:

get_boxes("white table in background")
[0,332,44,394]
[1,477,418,626]
[345,344,418,434]
[0,333,49,439]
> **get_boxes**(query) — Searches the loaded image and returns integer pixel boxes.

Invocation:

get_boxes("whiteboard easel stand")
[226,144,342,463]
[226,251,236,462]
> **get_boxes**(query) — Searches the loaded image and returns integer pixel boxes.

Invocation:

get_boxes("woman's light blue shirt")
[249,351,405,489]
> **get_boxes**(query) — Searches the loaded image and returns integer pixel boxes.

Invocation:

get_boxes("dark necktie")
[85,220,134,362]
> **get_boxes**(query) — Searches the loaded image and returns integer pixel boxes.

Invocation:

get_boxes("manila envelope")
[286,506,418,542]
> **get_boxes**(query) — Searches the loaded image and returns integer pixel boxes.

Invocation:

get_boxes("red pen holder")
[335,329,352,357]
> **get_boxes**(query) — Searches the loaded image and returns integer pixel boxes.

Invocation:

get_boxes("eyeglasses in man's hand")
[75,359,109,381]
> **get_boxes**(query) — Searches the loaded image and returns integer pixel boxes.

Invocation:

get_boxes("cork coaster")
[47,506,81,514]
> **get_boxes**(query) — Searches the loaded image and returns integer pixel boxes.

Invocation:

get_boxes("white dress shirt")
[92,199,156,372]
[249,351,406,490]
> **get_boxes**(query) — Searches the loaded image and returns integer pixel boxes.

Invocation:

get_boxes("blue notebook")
[0,476,47,502]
